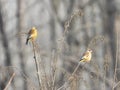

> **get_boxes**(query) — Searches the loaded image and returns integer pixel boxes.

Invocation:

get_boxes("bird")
[26,27,38,45]
[79,49,92,62]
[72,49,92,75]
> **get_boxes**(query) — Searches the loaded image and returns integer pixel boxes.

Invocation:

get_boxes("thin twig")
[51,50,57,90]
[4,72,15,90]
[35,42,49,89]
[72,62,81,75]
[112,26,119,90]
[57,82,67,90]
[113,80,120,89]
[57,62,82,90]
[32,41,41,89]
[72,61,87,76]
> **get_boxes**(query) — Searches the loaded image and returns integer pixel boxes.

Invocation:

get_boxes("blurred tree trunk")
[17,0,27,90]
[105,0,116,67]
[50,17,56,50]
[0,2,12,89]
[115,16,120,90]
[102,0,117,89]
[103,0,116,77]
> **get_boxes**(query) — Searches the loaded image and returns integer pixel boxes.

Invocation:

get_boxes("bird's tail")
[26,38,29,45]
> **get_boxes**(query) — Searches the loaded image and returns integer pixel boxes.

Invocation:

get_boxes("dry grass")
[0,9,119,90]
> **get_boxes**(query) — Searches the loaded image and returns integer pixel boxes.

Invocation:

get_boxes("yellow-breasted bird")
[26,27,38,45]
[79,49,92,62]
[72,49,92,75]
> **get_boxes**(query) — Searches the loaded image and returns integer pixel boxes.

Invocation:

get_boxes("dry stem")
[32,41,41,89]
[4,72,15,90]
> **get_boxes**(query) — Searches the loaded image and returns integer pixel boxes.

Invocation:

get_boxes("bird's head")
[32,27,36,30]
[87,49,92,53]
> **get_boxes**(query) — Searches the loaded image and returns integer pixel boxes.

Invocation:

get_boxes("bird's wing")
[81,52,89,60]
[28,29,34,35]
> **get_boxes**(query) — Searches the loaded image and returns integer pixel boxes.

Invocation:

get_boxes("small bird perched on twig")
[72,49,92,75]
[79,49,92,62]
[26,27,38,45]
